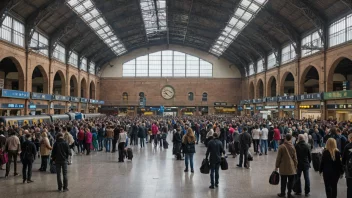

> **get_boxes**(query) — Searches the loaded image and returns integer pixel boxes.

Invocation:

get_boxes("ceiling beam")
[340,0,352,10]
[138,0,149,43]
[79,40,105,59]
[67,31,93,57]
[0,0,22,27]
[183,0,194,44]
[246,25,280,51]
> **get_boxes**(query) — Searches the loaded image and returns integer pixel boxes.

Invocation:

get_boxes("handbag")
[247,150,253,161]
[200,158,210,174]
[0,149,8,165]
[269,171,280,185]
[220,157,228,170]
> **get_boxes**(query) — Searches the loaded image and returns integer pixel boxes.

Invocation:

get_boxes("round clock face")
[161,86,175,100]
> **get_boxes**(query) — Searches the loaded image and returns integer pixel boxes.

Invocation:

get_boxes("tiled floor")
[0,140,347,198]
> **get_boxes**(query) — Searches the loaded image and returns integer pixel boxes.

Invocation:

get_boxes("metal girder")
[67,31,93,58]
[25,0,64,48]
[340,0,352,10]
[287,0,327,47]
[183,0,194,44]
[0,0,22,27]
[239,34,266,59]
[79,40,104,60]
[169,9,223,27]
[246,26,280,52]
[137,0,149,43]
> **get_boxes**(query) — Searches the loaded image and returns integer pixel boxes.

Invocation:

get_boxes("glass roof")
[140,0,167,38]
[66,0,126,56]
[209,0,267,56]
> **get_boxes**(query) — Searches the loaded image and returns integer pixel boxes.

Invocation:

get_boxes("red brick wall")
[100,78,242,106]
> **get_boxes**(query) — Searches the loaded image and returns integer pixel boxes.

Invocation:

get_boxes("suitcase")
[312,152,322,171]
[127,148,133,160]
[163,140,168,149]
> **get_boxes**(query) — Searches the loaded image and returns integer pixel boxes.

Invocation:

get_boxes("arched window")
[202,92,208,102]
[139,92,145,98]
[188,92,194,101]
[122,92,128,102]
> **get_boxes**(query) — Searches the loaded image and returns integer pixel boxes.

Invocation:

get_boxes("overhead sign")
[327,104,352,109]
[1,89,30,99]
[32,92,52,100]
[252,98,265,104]
[1,103,25,108]
[266,97,277,103]
[280,105,295,109]
[264,106,278,109]
[98,100,105,105]
[214,102,227,106]
[278,95,295,102]
[28,104,37,109]
[89,99,99,104]
[52,95,70,101]
[70,97,80,103]
[256,106,263,110]
[240,100,251,105]
[296,93,321,101]
[323,90,352,100]
[80,98,88,103]
[300,105,320,109]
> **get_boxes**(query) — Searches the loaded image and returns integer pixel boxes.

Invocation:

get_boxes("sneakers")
[209,185,215,189]
[277,193,285,197]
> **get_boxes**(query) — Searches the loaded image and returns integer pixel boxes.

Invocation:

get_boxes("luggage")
[127,148,133,160]
[0,150,8,165]
[163,140,168,149]
[228,142,234,154]
[200,158,210,174]
[312,152,322,171]
[220,157,228,170]
[50,160,56,174]
[269,171,280,185]
[248,150,253,161]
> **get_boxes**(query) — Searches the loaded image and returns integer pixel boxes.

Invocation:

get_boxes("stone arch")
[31,65,49,93]
[249,81,255,99]
[69,75,78,97]
[280,71,295,95]
[0,56,25,91]
[52,70,66,95]
[89,80,96,99]
[256,78,264,98]
[81,77,87,98]
[266,76,277,97]
[327,56,352,92]
[300,65,320,94]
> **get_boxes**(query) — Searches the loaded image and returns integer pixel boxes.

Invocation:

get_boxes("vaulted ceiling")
[2,0,351,76]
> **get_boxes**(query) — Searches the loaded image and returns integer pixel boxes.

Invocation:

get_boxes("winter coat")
[52,138,71,164]
[275,142,298,175]
[295,140,311,170]
[273,128,281,141]
[206,138,225,166]
[40,137,51,156]
[85,132,93,144]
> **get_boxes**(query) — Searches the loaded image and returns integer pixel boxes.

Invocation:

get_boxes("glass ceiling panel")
[209,0,267,56]
[140,0,167,38]
[67,0,126,56]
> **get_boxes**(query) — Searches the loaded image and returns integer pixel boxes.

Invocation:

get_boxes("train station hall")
[0,0,351,198]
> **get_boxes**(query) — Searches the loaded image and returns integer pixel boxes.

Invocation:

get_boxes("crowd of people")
[0,115,351,197]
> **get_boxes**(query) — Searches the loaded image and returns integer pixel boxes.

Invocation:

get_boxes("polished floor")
[0,140,347,198]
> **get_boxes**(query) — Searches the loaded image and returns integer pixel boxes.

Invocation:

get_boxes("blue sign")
[2,103,25,108]
[52,95,70,101]
[98,100,105,105]
[278,95,295,102]
[81,98,88,103]
[28,105,36,109]
[280,105,295,109]
[89,99,98,104]
[31,92,52,100]
[296,93,321,101]
[70,97,80,103]
[1,89,30,99]
[238,106,243,111]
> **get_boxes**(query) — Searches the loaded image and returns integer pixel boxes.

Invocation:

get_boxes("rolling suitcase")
[312,152,322,171]
[127,148,133,160]
[163,140,168,149]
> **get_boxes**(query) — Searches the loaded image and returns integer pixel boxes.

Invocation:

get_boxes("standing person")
[117,127,127,163]
[273,125,281,152]
[182,128,196,173]
[138,123,146,148]
[39,131,52,172]
[237,127,251,169]
[206,133,225,189]
[294,134,311,196]
[85,128,92,155]
[97,124,105,151]
[105,125,114,152]
[275,134,298,198]
[152,122,159,147]
[252,125,260,154]
[52,132,71,192]
[130,123,138,146]
[342,133,352,198]
[260,124,268,155]
[92,129,98,151]
[20,134,36,183]
[63,127,74,164]
[4,131,20,178]
[0,131,6,170]
[319,138,344,198]
[77,127,85,154]
[112,126,119,153]
[173,127,183,160]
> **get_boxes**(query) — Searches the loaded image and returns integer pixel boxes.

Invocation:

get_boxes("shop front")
[198,106,208,115]
[278,95,295,118]
[0,89,30,115]
[120,106,135,116]
[163,107,178,116]
[52,95,69,114]
[323,90,352,121]
[89,99,99,113]
[100,106,118,115]
[69,96,80,112]
[252,98,265,114]
[297,93,322,120]
[0,103,25,116]
[31,93,52,114]
[264,96,278,118]
[180,106,197,115]
[80,98,88,113]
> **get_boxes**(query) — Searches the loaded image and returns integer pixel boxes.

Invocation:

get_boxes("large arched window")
[202,92,208,102]
[123,50,212,77]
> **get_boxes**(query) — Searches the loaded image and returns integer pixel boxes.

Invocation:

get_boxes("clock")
[161,85,175,100]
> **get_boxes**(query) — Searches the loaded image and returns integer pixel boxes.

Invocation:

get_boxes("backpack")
[22,143,34,161]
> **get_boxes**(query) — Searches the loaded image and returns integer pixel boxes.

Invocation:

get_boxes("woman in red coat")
[273,125,281,152]
[85,128,93,155]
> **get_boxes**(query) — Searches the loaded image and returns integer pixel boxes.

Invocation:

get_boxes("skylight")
[66,0,126,56]
[140,0,167,38]
[209,0,267,56]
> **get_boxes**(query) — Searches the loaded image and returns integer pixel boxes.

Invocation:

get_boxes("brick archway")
[31,65,49,94]
[0,56,25,91]
[300,65,320,94]
[249,81,255,99]
[280,71,295,95]
[266,76,277,97]
[327,56,352,92]
[256,78,264,98]
[52,70,66,95]
[90,80,96,99]
[69,75,78,97]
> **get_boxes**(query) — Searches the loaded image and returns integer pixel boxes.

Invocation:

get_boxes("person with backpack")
[52,132,71,192]
[342,133,352,198]
[20,134,37,183]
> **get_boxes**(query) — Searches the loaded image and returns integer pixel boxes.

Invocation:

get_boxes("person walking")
[138,123,146,148]
[206,133,225,189]
[320,138,344,198]
[342,133,352,198]
[173,127,183,160]
[294,134,311,196]
[117,127,127,162]
[273,125,281,152]
[112,126,119,153]
[182,128,196,173]
[260,124,268,155]
[52,132,72,192]
[20,134,36,183]
[237,127,252,168]
[97,124,105,151]
[275,134,298,198]
[152,122,159,147]
[39,131,52,172]
[105,125,114,152]
[77,127,85,154]
[85,128,92,155]
[4,131,20,178]
[252,125,260,154]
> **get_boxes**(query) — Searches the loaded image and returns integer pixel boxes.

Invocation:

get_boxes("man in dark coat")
[20,134,36,183]
[342,133,352,198]
[294,134,312,196]
[237,127,252,168]
[173,127,183,160]
[138,123,146,148]
[206,133,225,189]
[112,126,120,152]
[130,123,138,146]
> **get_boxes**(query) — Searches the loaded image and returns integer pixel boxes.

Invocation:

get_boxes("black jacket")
[206,138,225,166]
[239,132,252,148]
[173,132,182,143]
[138,126,146,138]
[52,138,72,164]
[319,149,343,176]
[342,142,352,167]
[20,140,37,162]
[295,140,311,170]
[113,128,120,140]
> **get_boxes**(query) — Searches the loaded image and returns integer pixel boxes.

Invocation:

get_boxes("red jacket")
[85,132,92,143]
[77,130,85,141]
[152,124,159,135]
[273,128,281,140]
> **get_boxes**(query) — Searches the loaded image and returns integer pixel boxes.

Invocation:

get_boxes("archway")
[267,76,277,97]
[256,79,264,98]
[81,78,87,98]
[281,72,295,95]
[52,71,66,95]
[328,58,352,91]
[90,81,96,99]
[0,57,24,90]
[300,66,320,94]
[31,65,48,93]
[69,75,78,96]
[249,82,254,99]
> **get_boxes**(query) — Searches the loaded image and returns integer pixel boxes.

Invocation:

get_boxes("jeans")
[280,175,295,195]
[98,137,104,150]
[323,173,339,198]
[296,169,310,194]
[78,140,84,153]
[184,153,194,170]
[112,139,117,152]
[273,140,279,151]
[22,159,33,180]
[253,139,260,153]
[40,155,49,171]
[56,163,68,190]
[313,140,319,149]
[140,138,145,148]
[5,150,18,176]
[260,139,268,154]
[347,178,352,198]
[239,146,249,167]
[106,138,112,152]
[210,163,220,187]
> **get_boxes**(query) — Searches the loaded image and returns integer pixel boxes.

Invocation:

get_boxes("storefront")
[180,106,197,115]
[323,90,352,121]
[264,97,278,118]
[279,105,295,118]
[163,107,178,116]
[297,93,322,120]
[89,99,99,113]
[80,98,88,113]
[240,100,251,115]
[299,105,321,120]
[69,96,80,112]
[31,93,52,114]
[99,106,118,115]
[0,89,30,115]
[252,98,265,114]
[1,103,25,116]
[198,106,208,115]
[52,95,69,114]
